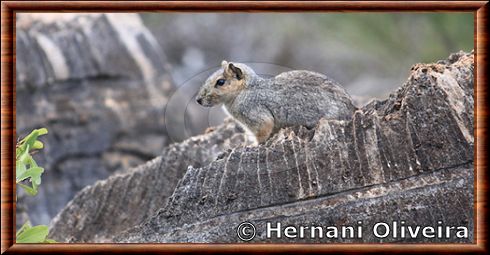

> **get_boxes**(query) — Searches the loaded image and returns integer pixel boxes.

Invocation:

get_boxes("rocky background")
[16,13,175,226]
[15,13,474,243]
[142,13,474,106]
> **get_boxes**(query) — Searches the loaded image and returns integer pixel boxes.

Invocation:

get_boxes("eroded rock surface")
[49,120,251,242]
[50,51,474,243]
[117,51,474,243]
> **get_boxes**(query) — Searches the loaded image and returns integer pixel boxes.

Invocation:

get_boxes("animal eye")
[215,79,226,87]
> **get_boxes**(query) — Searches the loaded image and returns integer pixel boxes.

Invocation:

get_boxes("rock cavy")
[196,61,356,143]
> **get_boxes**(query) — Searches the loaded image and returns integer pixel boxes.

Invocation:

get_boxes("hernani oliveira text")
[266,221,468,239]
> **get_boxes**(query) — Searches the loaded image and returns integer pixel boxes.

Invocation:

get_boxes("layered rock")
[49,51,474,243]
[118,51,474,243]
[16,13,174,225]
[48,120,251,242]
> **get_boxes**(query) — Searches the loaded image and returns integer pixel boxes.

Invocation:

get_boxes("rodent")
[196,60,357,144]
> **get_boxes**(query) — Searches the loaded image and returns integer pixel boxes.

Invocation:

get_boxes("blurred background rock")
[16,12,473,226]
[143,12,473,104]
[16,13,174,226]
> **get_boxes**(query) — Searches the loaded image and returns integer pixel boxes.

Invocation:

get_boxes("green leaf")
[18,183,38,196]
[16,225,49,243]
[16,160,27,183]
[18,128,48,152]
[44,239,56,243]
[29,157,38,168]
[16,147,22,160]
[18,145,30,164]
[16,221,31,239]
[30,167,44,186]
[36,128,48,136]
[32,140,44,150]
[16,167,44,184]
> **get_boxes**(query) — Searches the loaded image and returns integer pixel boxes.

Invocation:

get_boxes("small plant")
[16,221,55,243]
[16,128,47,195]
[16,128,56,243]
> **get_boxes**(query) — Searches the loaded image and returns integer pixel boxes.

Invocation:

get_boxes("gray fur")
[197,61,357,143]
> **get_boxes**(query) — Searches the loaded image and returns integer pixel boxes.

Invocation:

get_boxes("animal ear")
[228,63,244,80]
[222,60,234,78]
[221,60,228,69]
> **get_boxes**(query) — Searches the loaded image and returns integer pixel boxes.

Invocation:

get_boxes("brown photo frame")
[1,1,488,254]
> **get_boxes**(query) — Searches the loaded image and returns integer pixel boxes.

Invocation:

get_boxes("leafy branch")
[16,128,47,196]
[16,128,56,243]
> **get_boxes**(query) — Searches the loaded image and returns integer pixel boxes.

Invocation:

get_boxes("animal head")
[196,60,254,107]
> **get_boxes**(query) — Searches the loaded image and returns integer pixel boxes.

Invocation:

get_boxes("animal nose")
[196,97,203,105]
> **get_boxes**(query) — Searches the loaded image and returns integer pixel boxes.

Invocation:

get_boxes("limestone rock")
[118,51,474,243]
[48,120,251,242]
[16,13,174,225]
[49,51,474,243]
